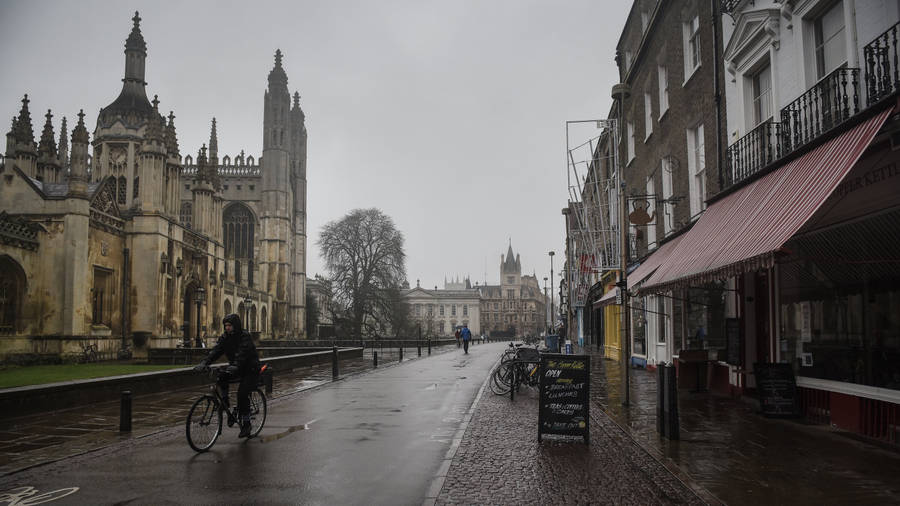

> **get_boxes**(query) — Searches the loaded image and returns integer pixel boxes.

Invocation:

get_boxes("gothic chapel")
[0,13,308,360]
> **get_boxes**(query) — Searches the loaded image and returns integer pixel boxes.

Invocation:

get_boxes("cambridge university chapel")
[0,13,308,359]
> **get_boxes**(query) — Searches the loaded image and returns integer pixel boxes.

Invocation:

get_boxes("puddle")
[258,419,317,443]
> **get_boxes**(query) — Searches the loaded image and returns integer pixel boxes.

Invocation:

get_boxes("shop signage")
[538,354,590,444]
[754,363,799,417]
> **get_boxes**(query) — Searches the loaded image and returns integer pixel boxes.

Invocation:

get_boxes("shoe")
[239,420,252,438]
[227,411,237,427]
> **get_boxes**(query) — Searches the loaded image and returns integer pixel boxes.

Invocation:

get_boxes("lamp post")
[549,251,555,335]
[243,296,252,330]
[195,287,206,347]
[543,277,549,334]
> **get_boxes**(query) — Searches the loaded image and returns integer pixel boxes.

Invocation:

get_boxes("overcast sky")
[0,0,630,290]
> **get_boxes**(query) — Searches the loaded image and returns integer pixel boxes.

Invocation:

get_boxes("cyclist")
[193,313,260,438]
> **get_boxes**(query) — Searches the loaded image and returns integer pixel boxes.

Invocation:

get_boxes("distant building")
[403,280,480,338]
[476,244,546,338]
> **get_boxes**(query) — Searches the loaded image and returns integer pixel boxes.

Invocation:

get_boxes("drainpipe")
[712,0,725,190]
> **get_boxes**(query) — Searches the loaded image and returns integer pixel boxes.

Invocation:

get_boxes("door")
[755,271,770,364]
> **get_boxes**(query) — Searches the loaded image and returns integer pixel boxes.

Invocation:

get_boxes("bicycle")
[79,343,98,363]
[490,344,541,395]
[185,364,269,452]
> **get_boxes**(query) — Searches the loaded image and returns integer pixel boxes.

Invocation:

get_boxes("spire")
[58,116,68,166]
[15,94,35,147]
[5,117,17,157]
[68,110,90,197]
[209,117,218,161]
[38,109,57,159]
[293,91,300,109]
[125,11,147,55]
[267,49,288,91]
[165,111,179,157]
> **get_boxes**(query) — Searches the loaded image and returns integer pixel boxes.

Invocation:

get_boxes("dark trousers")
[217,371,259,417]
[463,339,469,353]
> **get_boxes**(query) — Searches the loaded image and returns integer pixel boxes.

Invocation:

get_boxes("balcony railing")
[780,66,860,154]
[864,22,900,106]
[725,119,781,188]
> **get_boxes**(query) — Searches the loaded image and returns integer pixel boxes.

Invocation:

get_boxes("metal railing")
[864,21,900,106]
[725,119,781,187]
[780,66,860,154]
[724,21,900,190]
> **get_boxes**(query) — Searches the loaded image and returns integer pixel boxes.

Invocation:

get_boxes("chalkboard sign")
[538,354,590,444]
[754,363,799,417]
[725,318,741,365]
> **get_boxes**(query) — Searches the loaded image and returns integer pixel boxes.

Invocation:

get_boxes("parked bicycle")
[79,343,98,364]
[490,343,542,396]
[185,364,269,452]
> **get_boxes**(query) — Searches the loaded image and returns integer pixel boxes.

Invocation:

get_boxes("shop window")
[685,282,727,352]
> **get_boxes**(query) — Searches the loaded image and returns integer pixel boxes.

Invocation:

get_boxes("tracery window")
[180,201,192,229]
[224,204,255,261]
[117,176,126,205]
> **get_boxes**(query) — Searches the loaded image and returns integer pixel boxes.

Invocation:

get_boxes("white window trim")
[658,65,669,118]
[626,121,635,165]
[646,176,657,249]
[644,93,653,142]
[683,15,701,85]
[686,124,707,219]
[661,159,674,235]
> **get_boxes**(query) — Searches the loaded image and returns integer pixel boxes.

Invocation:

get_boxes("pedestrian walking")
[455,328,461,348]
[461,324,472,354]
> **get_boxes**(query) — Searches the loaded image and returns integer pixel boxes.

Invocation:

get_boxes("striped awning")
[642,107,892,292]
[628,234,685,289]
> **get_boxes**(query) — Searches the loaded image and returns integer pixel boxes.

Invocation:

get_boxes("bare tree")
[318,208,406,340]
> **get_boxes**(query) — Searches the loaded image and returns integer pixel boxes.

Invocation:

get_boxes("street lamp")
[244,296,252,330]
[195,287,206,347]
[543,277,549,334]
[549,251,555,335]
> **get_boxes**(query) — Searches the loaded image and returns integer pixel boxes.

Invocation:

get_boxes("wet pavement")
[584,347,900,505]
[0,344,456,476]
[0,343,491,505]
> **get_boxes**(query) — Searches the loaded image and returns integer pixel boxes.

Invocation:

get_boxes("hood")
[222,313,243,334]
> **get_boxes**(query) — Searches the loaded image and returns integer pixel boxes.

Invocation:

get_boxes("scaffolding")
[565,119,621,309]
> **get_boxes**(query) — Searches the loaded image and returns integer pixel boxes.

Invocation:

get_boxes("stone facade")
[404,281,481,338]
[0,13,307,361]
[477,244,546,338]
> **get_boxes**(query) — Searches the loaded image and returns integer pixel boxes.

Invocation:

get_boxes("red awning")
[642,108,892,292]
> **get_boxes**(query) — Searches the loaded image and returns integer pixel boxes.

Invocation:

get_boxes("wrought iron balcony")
[725,119,781,188]
[780,66,860,154]
[864,21,900,106]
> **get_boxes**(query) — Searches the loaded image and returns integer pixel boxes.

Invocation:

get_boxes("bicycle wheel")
[490,362,512,395]
[186,395,222,452]
[247,389,267,437]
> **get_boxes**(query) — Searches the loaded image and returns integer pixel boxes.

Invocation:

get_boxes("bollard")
[374,350,378,368]
[427,339,431,355]
[119,390,132,432]
[264,369,273,394]
[332,345,339,380]
[656,363,665,435]
[399,346,403,362]
[663,364,680,440]
[417,343,421,357]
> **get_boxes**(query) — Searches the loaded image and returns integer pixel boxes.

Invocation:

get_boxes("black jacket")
[204,314,260,374]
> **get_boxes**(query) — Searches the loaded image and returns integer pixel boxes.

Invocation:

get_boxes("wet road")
[0,344,502,505]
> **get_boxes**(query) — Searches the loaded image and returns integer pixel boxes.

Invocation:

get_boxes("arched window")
[133,176,139,199]
[0,256,26,335]
[223,204,254,261]
[224,299,232,317]
[180,201,192,229]
[250,305,257,331]
[117,176,127,205]
[261,306,267,333]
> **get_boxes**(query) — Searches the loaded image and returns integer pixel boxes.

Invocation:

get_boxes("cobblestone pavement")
[435,379,703,505]
[0,345,457,476]
[585,348,900,506]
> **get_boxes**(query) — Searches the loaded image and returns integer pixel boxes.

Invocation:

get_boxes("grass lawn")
[0,364,187,389]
